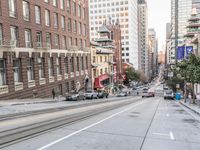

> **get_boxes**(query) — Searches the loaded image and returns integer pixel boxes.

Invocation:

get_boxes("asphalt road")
[2,96,200,150]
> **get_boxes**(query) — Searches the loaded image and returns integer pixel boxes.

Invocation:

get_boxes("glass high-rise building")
[89,0,139,69]
[170,0,192,64]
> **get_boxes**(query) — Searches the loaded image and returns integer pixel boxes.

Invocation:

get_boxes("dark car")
[97,91,109,98]
[66,91,85,101]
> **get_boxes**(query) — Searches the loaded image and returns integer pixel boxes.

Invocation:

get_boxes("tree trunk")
[192,83,196,104]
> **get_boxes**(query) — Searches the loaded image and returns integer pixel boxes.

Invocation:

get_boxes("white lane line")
[170,131,175,140]
[153,133,169,136]
[37,101,144,150]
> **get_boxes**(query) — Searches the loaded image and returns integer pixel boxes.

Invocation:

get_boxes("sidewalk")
[179,99,200,116]
[0,96,65,107]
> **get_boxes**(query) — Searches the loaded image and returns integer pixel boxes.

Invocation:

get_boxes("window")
[27,58,34,81]
[93,56,95,63]
[46,32,51,48]
[62,36,66,49]
[76,57,79,71]
[54,34,59,48]
[68,37,72,47]
[72,1,76,16]
[61,16,65,30]
[36,31,42,47]
[54,13,58,28]
[9,0,16,17]
[38,58,45,78]
[52,0,57,7]
[82,7,85,19]
[60,0,64,10]
[48,57,54,76]
[81,56,84,70]
[23,1,30,21]
[74,38,78,46]
[0,24,2,45]
[78,5,81,18]
[85,56,88,69]
[56,57,61,75]
[65,82,69,93]
[67,0,71,13]
[0,59,6,86]
[35,6,41,24]
[78,22,82,35]
[68,18,72,31]
[83,24,86,36]
[65,57,69,74]
[10,26,18,46]
[45,9,50,26]
[24,29,32,48]
[73,20,77,33]
[70,57,74,72]
[13,59,21,83]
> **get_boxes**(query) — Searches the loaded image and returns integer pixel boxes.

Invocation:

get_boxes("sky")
[147,0,171,52]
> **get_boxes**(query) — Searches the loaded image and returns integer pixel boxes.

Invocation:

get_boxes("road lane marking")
[170,131,175,140]
[37,101,145,150]
[153,133,169,136]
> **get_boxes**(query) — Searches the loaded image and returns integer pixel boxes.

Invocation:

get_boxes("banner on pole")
[177,46,185,60]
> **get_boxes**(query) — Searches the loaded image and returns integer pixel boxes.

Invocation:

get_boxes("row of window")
[92,55,112,63]
[0,24,87,49]
[8,0,85,19]
[7,0,87,35]
[0,56,88,86]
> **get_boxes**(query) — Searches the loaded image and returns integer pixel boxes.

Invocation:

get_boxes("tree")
[124,67,140,86]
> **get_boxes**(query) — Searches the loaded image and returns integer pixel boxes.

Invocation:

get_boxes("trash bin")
[175,93,181,100]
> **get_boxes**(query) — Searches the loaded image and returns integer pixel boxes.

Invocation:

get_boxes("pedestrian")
[52,88,55,99]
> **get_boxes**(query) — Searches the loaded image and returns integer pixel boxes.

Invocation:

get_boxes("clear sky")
[147,0,171,52]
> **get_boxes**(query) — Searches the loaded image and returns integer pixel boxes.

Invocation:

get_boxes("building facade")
[89,0,139,69]
[166,23,172,64]
[148,28,158,78]
[0,0,91,99]
[91,25,115,91]
[138,0,149,76]
[170,0,192,64]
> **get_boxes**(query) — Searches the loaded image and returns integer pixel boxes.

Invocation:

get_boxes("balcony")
[15,82,23,91]
[57,75,62,81]
[64,73,69,79]
[0,85,8,95]
[39,78,46,85]
[49,76,55,83]
[70,72,75,78]
[76,71,79,76]
[28,80,36,88]
[81,70,84,75]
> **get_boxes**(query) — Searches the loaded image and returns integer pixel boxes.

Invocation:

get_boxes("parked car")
[164,90,174,100]
[84,90,99,99]
[97,91,109,98]
[66,91,85,101]
[117,91,128,97]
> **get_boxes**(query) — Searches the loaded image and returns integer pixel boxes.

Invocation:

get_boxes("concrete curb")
[179,101,200,116]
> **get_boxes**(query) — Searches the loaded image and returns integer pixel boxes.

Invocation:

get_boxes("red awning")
[94,73,109,89]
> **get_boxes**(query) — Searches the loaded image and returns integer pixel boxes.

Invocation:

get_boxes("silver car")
[164,90,174,100]
[84,90,99,99]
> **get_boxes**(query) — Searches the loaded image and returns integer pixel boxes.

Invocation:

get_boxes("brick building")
[0,0,91,99]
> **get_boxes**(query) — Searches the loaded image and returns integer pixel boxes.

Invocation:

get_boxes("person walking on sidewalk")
[52,88,56,99]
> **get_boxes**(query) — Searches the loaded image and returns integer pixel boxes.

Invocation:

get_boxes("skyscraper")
[171,0,192,63]
[89,0,139,69]
[138,0,149,76]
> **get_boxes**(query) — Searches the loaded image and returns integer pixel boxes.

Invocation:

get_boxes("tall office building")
[138,0,148,76]
[193,0,200,14]
[89,0,139,69]
[166,23,172,64]
[148,28,158,77]
[170,0,192,63]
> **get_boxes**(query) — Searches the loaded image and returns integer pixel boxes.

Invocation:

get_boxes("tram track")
[0,97,141,148]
